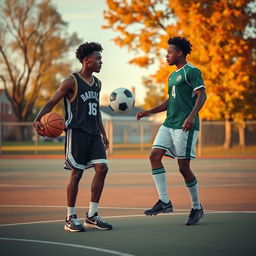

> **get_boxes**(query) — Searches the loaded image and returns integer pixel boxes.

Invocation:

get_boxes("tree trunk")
[224,118,232,149]
[237,121,245,150]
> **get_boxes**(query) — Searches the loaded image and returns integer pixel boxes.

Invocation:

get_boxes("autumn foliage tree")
[0,0,80,122]
[103,0,256,148]
[171,0,256,148]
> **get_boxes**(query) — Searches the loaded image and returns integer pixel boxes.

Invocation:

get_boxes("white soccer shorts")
[152,125,199,159]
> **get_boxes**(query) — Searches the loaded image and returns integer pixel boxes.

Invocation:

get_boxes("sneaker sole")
[64,225,85,232]
[144,207,173,216]
[84,222,112,230]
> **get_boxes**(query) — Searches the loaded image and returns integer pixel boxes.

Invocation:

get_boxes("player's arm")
[98,110,109,150]
[136,99,168,120]
[97,79,109,149]
[182,88,207,131]
[33,77,74,136]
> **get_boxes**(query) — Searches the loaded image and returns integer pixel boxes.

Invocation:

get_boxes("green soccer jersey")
[163,63,205,131]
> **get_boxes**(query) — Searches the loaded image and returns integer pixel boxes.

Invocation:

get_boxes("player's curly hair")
[76,42,103,62]
[167,37,192,56]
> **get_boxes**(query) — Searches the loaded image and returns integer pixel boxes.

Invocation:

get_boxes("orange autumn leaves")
[103,0,256,121]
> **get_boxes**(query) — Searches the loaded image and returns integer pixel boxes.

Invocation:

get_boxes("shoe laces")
[73,218,81,225]
[189,208,200,218]
[69,216,81,225]
[154,200,162,207]
[95,215,106,224]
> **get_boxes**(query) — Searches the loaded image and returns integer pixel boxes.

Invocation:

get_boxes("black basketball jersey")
[64,72,101,135]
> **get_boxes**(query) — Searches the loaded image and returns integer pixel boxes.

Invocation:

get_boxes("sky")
[51,0,153,105]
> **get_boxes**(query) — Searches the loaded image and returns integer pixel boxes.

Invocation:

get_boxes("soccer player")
[33,42,112,232]
[137,37,207,225]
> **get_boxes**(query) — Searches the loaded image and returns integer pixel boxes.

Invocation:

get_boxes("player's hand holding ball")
[33,120,45,136]
[34,112,65,138]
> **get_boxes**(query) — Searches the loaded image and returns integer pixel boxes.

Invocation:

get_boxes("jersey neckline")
[175,62,189,72]
[76,72,95,87]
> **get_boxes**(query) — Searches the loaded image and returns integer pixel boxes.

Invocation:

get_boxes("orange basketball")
[40,112,65,138]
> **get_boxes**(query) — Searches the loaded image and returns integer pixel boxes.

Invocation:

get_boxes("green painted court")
[0,158,256,255]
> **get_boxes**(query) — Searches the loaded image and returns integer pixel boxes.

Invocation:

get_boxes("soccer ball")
[109,87,135,113]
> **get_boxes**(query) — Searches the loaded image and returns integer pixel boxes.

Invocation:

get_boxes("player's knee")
[101,164,108,176]
[96,164,108,176]
[71,169,83,183]
[178,165,192,179]
[149,151,162,164]
[179,166,188,176]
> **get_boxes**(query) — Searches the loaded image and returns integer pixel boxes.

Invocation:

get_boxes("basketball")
[40,112,65,138]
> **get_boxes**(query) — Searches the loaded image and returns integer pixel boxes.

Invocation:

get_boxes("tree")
[103,0,256,148]
[142,77,166,109]
[0,0,81,122]
[170,0,256,148]
[103,0,174,90]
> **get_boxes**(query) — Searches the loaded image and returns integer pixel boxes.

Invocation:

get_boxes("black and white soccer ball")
[109,88,135,113]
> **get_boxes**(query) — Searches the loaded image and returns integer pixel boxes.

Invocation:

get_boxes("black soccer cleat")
[84,212,113,230]
[64,214,85,232]
[144,200,173,216]
[185,205,204,225]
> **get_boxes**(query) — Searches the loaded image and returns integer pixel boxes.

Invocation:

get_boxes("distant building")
[0,89,19,142]
[100,106,143,121]
[100,106,154,144]
[0,89,17,122]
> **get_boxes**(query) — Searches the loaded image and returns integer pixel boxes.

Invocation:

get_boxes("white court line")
[0,238,135,256]
[0,205,256,213]
[0,219,64,227]
[0,184,63,188]
[0,210,255,227]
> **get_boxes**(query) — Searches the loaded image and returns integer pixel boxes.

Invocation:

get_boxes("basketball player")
[137,37,207,225]
[33,42,112,232]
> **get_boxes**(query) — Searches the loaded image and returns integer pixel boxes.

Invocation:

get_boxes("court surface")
[0,158,256,256]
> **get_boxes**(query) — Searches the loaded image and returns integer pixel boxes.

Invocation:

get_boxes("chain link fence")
[0,120,255,156]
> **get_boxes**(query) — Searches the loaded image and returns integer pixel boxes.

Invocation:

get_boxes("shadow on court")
[0,158,256,255]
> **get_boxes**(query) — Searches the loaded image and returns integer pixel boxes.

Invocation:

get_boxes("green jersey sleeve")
[187,68,205,91]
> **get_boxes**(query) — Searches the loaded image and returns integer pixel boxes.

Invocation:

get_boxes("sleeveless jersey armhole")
[67,75,78,103]
[94,76,102,91]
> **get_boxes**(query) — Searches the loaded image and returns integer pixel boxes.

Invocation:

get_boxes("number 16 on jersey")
[88,102,97,116]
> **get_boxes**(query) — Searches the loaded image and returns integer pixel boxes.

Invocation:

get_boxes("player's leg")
[144,126,174,216]
[84,134,112,230]
[150,148,170,204]
[173,129,204,225]
[64,129,87,232]
[178,158,200,208]
[89,163,108,213]
[177,158,196,182]
[67,168,84,208]
[64,167,85,232]
[178,159,204,225]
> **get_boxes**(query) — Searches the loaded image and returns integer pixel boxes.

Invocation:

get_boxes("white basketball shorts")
[152,125,199,159]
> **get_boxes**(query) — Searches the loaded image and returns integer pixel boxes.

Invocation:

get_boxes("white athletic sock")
[67,207,76,217]
[152,167,169,204]
[88,202,99,217]
[186,178,201,209]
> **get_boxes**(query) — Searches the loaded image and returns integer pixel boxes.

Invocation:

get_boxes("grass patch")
[0,143,255,157]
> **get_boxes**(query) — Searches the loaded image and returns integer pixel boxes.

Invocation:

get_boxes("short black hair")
[167,37,192,56]
[76,42,103,62]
